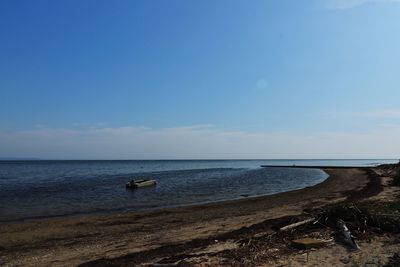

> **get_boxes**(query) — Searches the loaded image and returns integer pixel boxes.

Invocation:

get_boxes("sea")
[0,159,396,222]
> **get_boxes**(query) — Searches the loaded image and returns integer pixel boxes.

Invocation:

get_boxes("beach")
[3,1,399,265]
[0,167,385,266]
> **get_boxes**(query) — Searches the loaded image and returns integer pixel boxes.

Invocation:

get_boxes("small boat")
[126,179,157,189]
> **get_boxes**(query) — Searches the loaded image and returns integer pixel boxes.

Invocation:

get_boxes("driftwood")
[336,219,360,250]
[279,218,315,232]
[291,238,332,249]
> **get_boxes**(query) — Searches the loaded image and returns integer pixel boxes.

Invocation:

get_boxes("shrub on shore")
[378,161,400,186]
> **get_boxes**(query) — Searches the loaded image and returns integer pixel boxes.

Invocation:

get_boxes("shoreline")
[0,167,329,225]
[0,167,378,266]
[260,165,374,169]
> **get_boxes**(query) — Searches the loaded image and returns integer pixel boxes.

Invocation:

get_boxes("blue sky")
[1,0,400,159]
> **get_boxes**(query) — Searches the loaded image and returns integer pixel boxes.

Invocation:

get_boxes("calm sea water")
[0,159,396,222]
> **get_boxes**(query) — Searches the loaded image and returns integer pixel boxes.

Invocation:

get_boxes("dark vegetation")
[384,253,400,267]
[379,160,400,186]
[393,168,400,186]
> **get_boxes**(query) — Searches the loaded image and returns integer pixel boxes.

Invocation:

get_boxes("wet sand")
[0,168,376,266]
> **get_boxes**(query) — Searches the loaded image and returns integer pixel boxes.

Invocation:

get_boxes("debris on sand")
[77,165,400,267]
[279,218,315,232]
[291,237,332,249]
[336,219,360,250]
[384,253,400,267]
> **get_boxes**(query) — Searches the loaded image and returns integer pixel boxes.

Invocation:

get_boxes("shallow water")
[0,159,395,221]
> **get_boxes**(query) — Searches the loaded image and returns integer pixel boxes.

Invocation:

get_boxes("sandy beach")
[1,167,386,266]
[3,1,399,265]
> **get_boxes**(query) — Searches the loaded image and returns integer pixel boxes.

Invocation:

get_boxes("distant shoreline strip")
[260,165,372,169]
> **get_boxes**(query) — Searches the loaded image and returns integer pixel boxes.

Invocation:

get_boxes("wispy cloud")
[349,109,400,119]
[0,125,399,159]
[326,0,400,9]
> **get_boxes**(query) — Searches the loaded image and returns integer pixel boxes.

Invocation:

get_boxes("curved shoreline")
[0,168,378,266]
[0,167,328,224]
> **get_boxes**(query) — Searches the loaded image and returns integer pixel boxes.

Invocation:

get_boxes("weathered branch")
[279,218,315,232]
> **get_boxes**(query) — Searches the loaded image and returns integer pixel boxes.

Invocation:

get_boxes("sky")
[1,0,400,159]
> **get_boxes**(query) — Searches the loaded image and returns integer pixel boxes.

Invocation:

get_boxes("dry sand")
[0,168,386,266]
